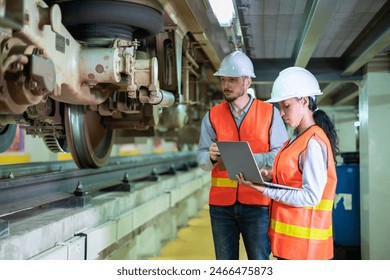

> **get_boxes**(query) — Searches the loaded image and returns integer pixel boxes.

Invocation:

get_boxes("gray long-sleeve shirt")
[196,96,288,172]
[263,136,328,207]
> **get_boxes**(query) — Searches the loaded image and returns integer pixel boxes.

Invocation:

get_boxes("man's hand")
[209,142,220,162]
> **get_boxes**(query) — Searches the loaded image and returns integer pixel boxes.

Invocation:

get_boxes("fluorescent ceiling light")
[209,0,236,27]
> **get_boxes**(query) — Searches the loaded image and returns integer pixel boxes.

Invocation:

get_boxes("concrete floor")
[149,204,249,260]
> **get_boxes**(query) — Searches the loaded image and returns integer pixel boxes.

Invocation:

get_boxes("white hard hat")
[266,67,322,103]
[213,51,256,78]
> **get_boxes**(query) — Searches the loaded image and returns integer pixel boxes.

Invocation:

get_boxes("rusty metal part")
[0,37,48,114]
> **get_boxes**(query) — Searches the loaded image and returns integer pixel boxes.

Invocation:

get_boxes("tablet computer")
[216,141,298,190]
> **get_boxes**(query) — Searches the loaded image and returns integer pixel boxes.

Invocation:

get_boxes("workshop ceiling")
[164,0,390,106]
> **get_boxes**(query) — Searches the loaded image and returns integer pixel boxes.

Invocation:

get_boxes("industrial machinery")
[0,0,216,168]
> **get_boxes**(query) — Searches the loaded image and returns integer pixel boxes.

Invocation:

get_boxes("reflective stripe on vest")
[211,178,238,188]
[305,199,333,211]
[271,219,333,241]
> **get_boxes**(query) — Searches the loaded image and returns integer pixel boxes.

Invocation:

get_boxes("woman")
[237,66,339,260]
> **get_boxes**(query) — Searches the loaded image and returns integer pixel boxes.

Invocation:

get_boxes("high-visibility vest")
[269,125,337,260]
[209,99,273,206]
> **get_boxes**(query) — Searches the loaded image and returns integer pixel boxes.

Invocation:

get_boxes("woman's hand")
[236,172,265,193]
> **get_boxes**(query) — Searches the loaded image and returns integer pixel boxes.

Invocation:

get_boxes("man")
[196,50,288,260]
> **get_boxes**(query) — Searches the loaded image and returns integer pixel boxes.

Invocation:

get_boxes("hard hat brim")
[213,71,256,78]
[265,91,323,103]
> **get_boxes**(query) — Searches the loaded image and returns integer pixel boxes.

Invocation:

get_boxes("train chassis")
[0,0,206,168]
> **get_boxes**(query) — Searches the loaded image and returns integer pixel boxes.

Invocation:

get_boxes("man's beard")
[224,88,245,103]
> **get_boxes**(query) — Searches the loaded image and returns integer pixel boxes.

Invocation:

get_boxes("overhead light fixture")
[208,0,236,27]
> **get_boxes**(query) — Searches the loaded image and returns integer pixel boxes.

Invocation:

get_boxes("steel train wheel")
[45,0,163,46]
[64,105,114,169]
[0,124,17,153]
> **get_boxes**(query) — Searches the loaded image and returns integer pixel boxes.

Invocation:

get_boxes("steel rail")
[0,151,197,218]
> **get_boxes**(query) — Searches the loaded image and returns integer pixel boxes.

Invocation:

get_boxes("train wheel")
[64,104,114,168]
[0,124,17,153]
[45,0,163,46]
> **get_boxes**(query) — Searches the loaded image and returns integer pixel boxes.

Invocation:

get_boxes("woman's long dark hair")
[309,97,340,163]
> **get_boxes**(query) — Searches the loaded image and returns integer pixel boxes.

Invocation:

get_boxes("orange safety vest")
[209,99,273,206]
[269,125,337,260]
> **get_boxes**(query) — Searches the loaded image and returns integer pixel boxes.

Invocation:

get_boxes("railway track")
[0,151,198,219]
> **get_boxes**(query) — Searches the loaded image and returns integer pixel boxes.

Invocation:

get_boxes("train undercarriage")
[0,0,218,168]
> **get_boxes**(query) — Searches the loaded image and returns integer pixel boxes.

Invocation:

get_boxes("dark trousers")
[209,202,271,260]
